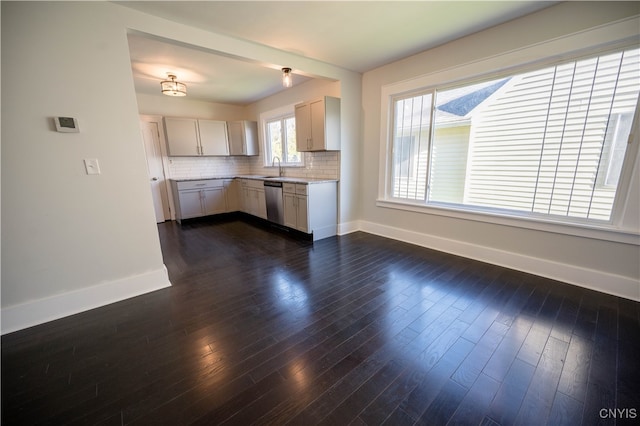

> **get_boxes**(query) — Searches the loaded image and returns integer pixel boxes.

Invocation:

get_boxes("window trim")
[378,27,640,243]
[261,104,304,168]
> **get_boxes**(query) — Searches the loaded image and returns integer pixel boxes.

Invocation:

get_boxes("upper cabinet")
[163,117,258,157]
[295,96,340,152]
[198,120,230,155]
[227,120,258,156]
[163,117,228,156]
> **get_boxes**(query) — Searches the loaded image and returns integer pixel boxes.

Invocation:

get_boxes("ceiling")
[120,1,557,105]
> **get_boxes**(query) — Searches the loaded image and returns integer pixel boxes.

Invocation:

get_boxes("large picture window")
[387,47,640,223]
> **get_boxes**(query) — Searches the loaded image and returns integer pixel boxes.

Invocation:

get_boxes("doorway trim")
[140,114,175,221]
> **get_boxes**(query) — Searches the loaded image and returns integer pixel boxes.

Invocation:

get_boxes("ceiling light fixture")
[282,67,293,88]
[160,74,187,97]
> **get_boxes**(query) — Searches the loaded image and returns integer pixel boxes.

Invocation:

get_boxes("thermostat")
[54,116,79,133]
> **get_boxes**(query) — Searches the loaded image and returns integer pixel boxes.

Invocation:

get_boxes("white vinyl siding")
[387,47,640,224]
[466,49,639,220]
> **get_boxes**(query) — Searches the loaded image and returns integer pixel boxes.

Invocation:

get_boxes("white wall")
[1,2,171,333]
[1,1,362,332]
[137,79,343,181]
[245,78,342,180]
[136,93,246,121]
[361,2,640,300]
[137,94,252,180]
[115,2,362,226]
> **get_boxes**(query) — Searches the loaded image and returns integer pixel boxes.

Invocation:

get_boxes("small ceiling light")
[160,74,187,97]
[282,67,293,88]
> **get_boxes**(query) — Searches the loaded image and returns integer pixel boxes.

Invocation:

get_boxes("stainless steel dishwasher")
[263,180,284,225]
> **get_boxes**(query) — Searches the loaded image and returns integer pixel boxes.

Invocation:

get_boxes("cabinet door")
[309,99,326,151]
[202,187,226,215]
[295,102,311,151]
[224,180,240,212]
[178,190,204,219]
[243,121,259,156]
[164,117,200,156]
[227,121,245,155]
[283,193,297,228]
[198,120,229,156]
[241,185,252,214]
[256,189,267,219]
[296,195,309,233]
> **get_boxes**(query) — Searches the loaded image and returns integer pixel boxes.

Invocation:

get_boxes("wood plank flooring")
[2,214,639,425]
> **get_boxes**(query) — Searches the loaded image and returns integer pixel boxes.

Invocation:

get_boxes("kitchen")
[131,33,343,242]
[3,2,639,424]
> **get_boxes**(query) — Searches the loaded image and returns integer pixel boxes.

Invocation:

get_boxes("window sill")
[376,198,640,245]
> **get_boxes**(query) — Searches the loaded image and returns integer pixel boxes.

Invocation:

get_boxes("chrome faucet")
[272,156,283,177]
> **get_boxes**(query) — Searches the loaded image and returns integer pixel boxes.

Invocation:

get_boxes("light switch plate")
[84,158,101,175]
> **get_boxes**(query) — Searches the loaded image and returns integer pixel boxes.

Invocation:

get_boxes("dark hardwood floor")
[2,215,639,425]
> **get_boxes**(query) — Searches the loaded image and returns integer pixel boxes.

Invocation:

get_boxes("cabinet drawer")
[176,179,223,190]
[295,184,308,195]
[248,179,264,189]
[283,183,296,194]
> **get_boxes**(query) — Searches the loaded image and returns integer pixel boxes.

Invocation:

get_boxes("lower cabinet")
[171,179,226,223]
[171,178,337,240]
[239,179,267,219]
[283,184,308,233]
[224,179,240,212]
[283,181,337,240]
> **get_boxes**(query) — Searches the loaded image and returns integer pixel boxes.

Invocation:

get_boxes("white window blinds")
[389,47,640,223]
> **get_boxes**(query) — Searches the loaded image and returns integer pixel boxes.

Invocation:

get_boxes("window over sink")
[265,114,303,167]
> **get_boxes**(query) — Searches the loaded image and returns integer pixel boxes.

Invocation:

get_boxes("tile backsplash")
[167,151,340,180]
[167,156,252,179]
[250,151,340,180]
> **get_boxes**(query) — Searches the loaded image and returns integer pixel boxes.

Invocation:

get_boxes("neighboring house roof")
[397,77,512,128]
[437,78,511,118]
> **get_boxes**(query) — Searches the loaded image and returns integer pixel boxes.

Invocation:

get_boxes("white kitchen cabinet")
[198,120,229,155]
[163,117,199,156]
[283,184,308,233]
[163,117,229,156]
[295,96,340,152]
[202,187,226,215]
[283,182,336,240]
[170,179,226,223]
[227,121,258,156]
[224,179,240,212]
[240,179,267,219]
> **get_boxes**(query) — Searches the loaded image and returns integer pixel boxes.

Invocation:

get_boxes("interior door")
[141,121,170,223]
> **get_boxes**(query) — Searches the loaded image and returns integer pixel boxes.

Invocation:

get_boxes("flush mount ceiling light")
[282,67,293,88]
[160,74,187,97]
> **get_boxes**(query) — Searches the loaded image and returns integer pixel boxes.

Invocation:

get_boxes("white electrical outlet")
[84,158,101,175]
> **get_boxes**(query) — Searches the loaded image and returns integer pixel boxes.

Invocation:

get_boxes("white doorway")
[140,118,171,223]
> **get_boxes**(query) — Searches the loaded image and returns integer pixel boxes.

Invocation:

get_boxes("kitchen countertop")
[171,175,338,184]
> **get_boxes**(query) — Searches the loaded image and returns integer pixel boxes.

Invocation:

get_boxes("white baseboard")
[357,220,640,302]
[1,266,172,335]
[337,220,361,235]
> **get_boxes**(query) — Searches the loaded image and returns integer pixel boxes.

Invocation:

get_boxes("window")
[386,47,640,223]
[265,115,303,166]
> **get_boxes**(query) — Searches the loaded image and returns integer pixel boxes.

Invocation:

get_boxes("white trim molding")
[1,267,172,335]
[358,220,640,302]
[337,220,361,236]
